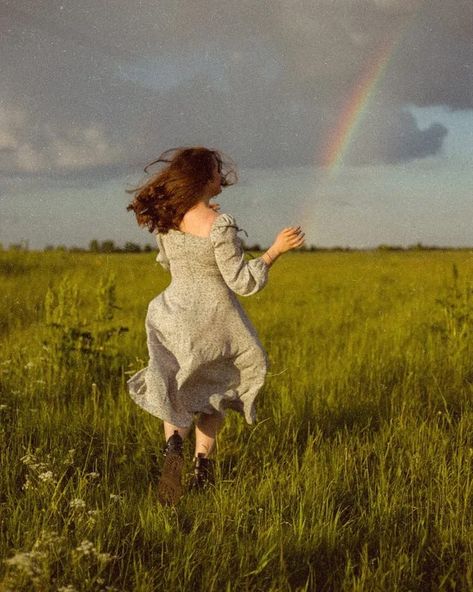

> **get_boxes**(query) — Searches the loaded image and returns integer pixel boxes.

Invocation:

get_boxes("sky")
[0,0,472,250]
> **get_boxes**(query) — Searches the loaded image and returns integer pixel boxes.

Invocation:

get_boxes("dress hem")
[126,370,257,427]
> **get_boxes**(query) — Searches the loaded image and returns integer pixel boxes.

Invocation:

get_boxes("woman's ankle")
[164,422,191,441]
[194,442,214,457]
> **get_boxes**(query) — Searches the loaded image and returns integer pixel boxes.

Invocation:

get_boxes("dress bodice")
[154,213,269,298]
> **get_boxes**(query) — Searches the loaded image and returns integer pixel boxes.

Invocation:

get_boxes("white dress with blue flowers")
[126,213,270,427]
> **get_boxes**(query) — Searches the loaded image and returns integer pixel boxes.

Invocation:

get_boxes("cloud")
[344,106,448,165]
[0,104,124,174]
[0,0,470,182]
[273,0,472,110]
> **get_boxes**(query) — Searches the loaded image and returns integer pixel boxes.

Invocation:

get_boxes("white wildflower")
[38,470,56,484]
[62,449,76,466]
[20,453,35,465]
[86,509,99,525]
[20,450,49,473]
[58,586,78,592]
[96,552,112,563]
[109,493,122,501]
[4,551,38,577]
[22,476,34,491]
[35,529,64,548]
[0,404,8,410]
[74,539,95,556]
[86,471,100,479]
[24,362,35,370]
[69,498,86,510]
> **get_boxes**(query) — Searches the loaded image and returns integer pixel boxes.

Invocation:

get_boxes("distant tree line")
[0,240,471,253]
[87,240,154,253]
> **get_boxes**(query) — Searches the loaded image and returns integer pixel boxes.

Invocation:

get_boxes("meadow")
[0,248,472,591]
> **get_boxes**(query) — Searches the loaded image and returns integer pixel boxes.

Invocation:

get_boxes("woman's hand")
[272,225,305,255]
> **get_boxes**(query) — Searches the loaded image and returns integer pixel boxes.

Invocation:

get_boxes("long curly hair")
[126,146,238,234]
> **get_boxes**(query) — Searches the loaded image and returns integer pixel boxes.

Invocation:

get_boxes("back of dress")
[155,212,269,297]
[126,212,271,427]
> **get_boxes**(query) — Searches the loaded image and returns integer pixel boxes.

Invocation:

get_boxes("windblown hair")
[126,146,238,234]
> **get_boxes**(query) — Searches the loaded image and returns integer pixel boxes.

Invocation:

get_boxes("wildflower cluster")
[21,451,58,490]
[3,530,66,585]
[20,447,81,491]
[69,498,87,510]
[72,539,115,563]
[2,529,117,591]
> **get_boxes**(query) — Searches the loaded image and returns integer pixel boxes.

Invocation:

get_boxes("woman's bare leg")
[163,421,192,441]
[194,412,225,458]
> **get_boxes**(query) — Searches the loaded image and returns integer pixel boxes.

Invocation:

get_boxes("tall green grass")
[0,250,472,591]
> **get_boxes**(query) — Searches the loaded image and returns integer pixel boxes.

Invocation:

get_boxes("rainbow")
[321,0,426,175]
[321,35,397,173]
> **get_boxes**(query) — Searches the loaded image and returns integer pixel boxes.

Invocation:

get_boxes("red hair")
[126,146,237,234]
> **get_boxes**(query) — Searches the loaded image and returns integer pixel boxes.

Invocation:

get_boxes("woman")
[126,146,305,505]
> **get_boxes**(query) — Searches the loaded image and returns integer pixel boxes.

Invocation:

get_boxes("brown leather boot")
[188,453,215,492]
[157,430,184,506]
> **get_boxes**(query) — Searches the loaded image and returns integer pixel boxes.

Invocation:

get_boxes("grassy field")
[0,249,472,591]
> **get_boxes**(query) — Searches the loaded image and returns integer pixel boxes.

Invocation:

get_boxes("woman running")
[126,146,305,505]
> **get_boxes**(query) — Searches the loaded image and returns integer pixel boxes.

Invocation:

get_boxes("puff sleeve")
[209,213,269,297]
[155,233,170,272]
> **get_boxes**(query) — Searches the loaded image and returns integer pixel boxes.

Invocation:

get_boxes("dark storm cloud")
[379,0,473,110]
[273,0,472,110]
[0,0,470,182]
[344,106,448,165]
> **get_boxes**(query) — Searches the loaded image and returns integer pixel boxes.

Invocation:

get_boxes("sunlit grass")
[0,249,472,591]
